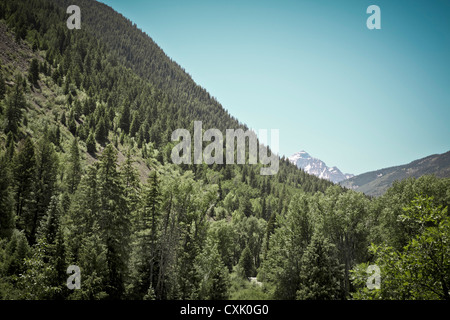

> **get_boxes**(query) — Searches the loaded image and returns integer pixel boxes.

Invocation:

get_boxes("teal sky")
[99,0,450,175]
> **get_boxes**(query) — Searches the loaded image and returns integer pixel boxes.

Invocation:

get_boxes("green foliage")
[86,131,96,154]
[97,144,131,299]
[13,137,36,236]
[352,196,450,300]
[258,193,314,299]
[29,132,58,243]
[238,246,255,279]
[119,101,131,134]
[66,137,82,194]
[229,269,271,300]
[296,233,344,300]
[3,79,26,134]
[28,58,40,86]
[0,70,5,100]
[0,0,448,302]
[196,237,230,300]
[0,153,15,238]
[95,116,108,144]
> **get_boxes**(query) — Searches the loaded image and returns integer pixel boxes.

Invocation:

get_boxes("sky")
[99,0,450,175]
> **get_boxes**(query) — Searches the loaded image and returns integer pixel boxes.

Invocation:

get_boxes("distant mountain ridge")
[288,150,354,183]
[340,150,450,196]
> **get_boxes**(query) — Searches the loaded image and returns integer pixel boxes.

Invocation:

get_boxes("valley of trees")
[0,0,449,300]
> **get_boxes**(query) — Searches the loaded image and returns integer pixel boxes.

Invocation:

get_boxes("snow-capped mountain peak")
[288,150,354,183]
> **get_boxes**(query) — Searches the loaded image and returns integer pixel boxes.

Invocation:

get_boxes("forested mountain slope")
[0,0,449,301]
[340,150,450,197]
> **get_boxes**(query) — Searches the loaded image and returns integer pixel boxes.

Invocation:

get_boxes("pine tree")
[129,113,140,137]
[296,233,344,300]
[196,238,230,300]
[121,151,140,218]
[4,80,26,134]
[0,70,5,100]
[97,144,131,299]
[4,230,30,276]
[70,223,108,300]
[67,110,77,135]
[218,180,223,201]
[240,194,252,217]
[261,197,267,220]
[263,210,275,260]
[60,112,66,126]
[67,137,82,194]
[86,131,96,154]
[238,246,255,278]
[128,170,161,298]
[95,116,108,144]
[119,101,131,134]
[13,137,36,235]
[66,165,99,262]
[0,153,14,238]
[36,196,67,298]
[30,132,58,244]
[5,132,15,162]
[28,58,40,86]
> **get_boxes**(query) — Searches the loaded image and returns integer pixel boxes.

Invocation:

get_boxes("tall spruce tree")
[30,132,58,244]
[4,80,26,134]
[127,170,161,298]
[28,58,39,86]
[296,233,344,300]
[97,144,131,299]
[0,69,5,100]
[66,137,82,194]
[36,196,68,299]
[86,131,96,154]
[119,100,131,134]
[0,152,15,238]
[13,137,36,237]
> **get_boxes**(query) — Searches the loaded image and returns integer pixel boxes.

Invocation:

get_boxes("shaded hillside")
[340,151,450,196]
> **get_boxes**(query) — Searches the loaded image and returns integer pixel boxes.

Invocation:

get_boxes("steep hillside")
[52,0,245,133]
[1,0,450,303]
[340,151,450,196]
[0,0,335,300]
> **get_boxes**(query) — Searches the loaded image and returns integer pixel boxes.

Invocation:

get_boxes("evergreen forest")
[0,0,449,300]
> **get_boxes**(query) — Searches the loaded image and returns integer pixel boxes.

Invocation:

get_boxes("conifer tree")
[0,70,5,100]
[36,196,68,298]
[67,109,77,135]
[3,230,30,276]
[66,165,99,262]
[13,137,36,235]
[121,151,140,218]
[67,137,82,194]
[0,153,14,238]
[5,132,15,161]
[86,131,96,154]
[30,132,58,243]
[238,246,255,278]
[28,58,39,86]
[196,238,230,300]
[129,113,140,137]
[95,116,108,144]
[4,80,26,134]
[296,233,344,300]
[97,144,131,299]
[128,170,161,298]
[119,100,131,134]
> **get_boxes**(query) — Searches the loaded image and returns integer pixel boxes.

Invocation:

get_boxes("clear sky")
[99,0,450,175]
